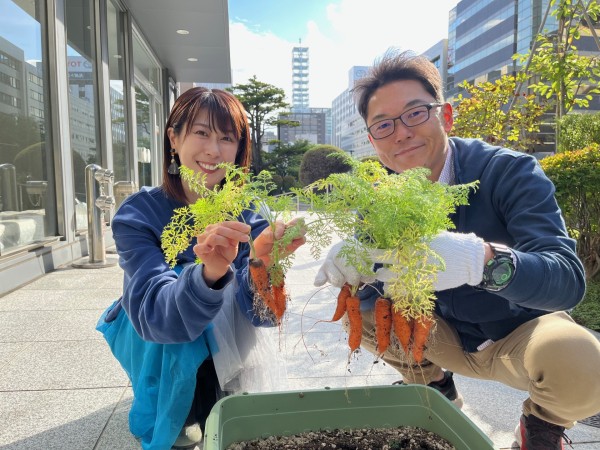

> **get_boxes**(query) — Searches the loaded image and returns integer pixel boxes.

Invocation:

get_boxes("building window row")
[0,51,21,70]
[30,90,43,102]
[451,34,513,73]
[29,106,44,118]
[0,72,21,89]
[455,0,497,26]
[0,91,21,107]
[28,72,43,86]
[455,3,514,48]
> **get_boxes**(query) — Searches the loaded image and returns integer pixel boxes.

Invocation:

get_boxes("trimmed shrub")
[299,145,352,187]
[571,279,600,332]
[540,145,600,279]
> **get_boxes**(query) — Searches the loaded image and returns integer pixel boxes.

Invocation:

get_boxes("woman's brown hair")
[162,87,251,203]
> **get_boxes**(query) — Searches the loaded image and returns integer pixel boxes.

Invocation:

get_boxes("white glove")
[373,231,485,291]
[314,239,377,288]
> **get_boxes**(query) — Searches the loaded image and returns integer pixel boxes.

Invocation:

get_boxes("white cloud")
[229,0,458,108]
[229,22,293,103]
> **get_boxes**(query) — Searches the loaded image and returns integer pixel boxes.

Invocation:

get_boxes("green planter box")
[203,385,496,450]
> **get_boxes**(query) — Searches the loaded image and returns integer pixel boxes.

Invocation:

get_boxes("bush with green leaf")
[557,112,600,152]
[298,145,352,187]
[450,74,547,152]
[540,144,600,279]
[571,279,600,332]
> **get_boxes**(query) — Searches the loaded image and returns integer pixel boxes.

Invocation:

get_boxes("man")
[314,51,600,450]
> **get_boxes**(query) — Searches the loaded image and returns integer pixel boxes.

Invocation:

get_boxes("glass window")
[132,30,162,188]
[107,0,131,184]
[0,0,57,255]
[66,0,101,231]
[135,82,152,188]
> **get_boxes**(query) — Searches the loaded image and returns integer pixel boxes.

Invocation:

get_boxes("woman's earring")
[168,148,180,175]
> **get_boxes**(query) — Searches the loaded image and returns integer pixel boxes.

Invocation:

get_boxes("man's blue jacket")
[360,137,586,352]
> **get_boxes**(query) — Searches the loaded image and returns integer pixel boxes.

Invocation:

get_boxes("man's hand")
[314,239,376,288]
[373,231,485,291]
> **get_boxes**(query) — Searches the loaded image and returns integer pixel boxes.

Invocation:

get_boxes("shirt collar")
[438,144,455,185]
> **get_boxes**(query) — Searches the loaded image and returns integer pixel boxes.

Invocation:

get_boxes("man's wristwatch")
[478,243,515,292]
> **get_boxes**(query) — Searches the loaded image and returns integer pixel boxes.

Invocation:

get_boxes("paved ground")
[1,217,599,449]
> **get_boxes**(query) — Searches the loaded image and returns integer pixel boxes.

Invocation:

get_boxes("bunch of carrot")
[249,258,287,324]
[386,300,433,364]
[330,284,433,364]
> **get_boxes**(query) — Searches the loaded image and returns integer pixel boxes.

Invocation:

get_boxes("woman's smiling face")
[167,109,240,200]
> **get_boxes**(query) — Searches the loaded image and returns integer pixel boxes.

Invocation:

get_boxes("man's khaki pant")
[357,309,600,428]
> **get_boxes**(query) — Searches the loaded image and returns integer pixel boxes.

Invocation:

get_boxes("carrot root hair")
[249,258,279,323]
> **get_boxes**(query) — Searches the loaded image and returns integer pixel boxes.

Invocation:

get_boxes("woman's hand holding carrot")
[194,221,251,287]
[251,218,306,267]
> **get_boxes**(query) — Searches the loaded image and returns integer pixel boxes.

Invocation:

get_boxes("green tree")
[263,139,313,180]
[227,76,295,173]
[299,145,352,186]
[515,0,600,121]
[557,112,600,152]
[450,74,547,152]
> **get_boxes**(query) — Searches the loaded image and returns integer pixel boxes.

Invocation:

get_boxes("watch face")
[492,260,514,286]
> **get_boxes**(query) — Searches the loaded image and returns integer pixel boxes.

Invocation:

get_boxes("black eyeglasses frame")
[367,102,444,140]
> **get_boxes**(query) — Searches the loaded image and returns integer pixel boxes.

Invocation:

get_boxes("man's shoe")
[514,414,572,450]
[172,422,202,449]
[393,370,464,409]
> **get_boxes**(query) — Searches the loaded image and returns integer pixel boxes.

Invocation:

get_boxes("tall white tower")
[291,43,309,111]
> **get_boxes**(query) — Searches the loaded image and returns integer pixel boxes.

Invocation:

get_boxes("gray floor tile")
[0,387,125,449]
[94,389,140,450]
[0,340,128,391]
[0,309,106,342]
[0,342,32,368]
[0,288,120,311]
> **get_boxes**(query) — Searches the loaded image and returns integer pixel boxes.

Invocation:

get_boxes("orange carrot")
[331,283,351,322]
[346,295,362,352]
[392,307,413,355]
[412,315,434,364]
[374,297,392,355]
[249,258,278,321]
[271,282,287,320]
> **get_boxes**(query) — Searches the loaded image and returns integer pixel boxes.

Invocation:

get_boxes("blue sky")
[228,0,460,107]
[229,0,335,43]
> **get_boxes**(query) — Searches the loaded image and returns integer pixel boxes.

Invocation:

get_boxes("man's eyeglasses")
[367,103,444,140]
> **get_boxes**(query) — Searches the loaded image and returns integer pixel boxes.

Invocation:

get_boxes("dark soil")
[226,426,456,449]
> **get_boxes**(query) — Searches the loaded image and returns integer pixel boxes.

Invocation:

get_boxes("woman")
[97,87,304,450]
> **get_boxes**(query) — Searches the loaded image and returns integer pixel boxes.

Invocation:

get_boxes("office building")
[0,0,232,294]
[291,45,309,111]
[422,39,449,96]
[331,66,372,159]
[446,0,564,98]
[278,108,331,145]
